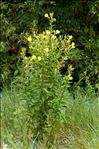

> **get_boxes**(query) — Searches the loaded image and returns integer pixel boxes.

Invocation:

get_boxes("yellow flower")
[67,75,73,80]
[44,13,49,18]
[64,48,68,51]
[68,35,72,40]
[31,55,36,60]
[52,35,56,39]
[50,12,54,17]
[67,39,71,44]
[38,56,42,61]
[71,42,75,49]
[27,36,32,42]
[53,18,56,22]
[46,30,50,35]
[44,48,49,53]
[56,30,60,34]
[24,56,28,60]
[64,56,68,60]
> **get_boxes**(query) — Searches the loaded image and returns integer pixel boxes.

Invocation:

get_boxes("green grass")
[1,86,99,149]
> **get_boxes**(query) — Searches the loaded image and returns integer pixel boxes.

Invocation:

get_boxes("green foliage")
[54,0,99,86]
[0,0,99,87]
[0,1,40,88]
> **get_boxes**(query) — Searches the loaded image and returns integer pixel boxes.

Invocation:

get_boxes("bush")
[0,1,40,88]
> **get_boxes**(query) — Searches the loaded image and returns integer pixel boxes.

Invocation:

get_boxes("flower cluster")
[71,42,75,49]
[44,13,56,22]
[66,75,73,81]
[44,48,49,53]
[23,14,76,85]
[66,65,74,81]
[66,35,75,49]
[44,13,49,18]
[31,55,42,61]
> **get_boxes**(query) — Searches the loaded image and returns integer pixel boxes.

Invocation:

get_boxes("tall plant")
[14,13,75,139]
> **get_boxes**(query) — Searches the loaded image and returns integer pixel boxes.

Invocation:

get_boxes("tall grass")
[1,85,99,149]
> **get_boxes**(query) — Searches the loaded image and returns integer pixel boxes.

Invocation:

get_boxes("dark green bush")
[0,0,99,89]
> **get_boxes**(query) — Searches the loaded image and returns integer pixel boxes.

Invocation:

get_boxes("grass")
[1,85,99,149]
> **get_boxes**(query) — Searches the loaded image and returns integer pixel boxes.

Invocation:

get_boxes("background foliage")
[0,0,99,90]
